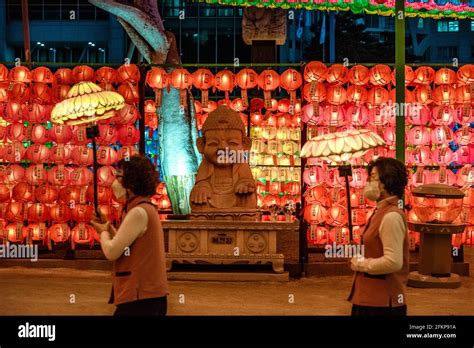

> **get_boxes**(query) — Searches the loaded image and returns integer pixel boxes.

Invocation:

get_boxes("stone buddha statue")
[190,105,257,219]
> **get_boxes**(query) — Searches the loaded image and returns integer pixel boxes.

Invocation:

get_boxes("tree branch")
[134,0,165,32]
[116,17,153,64]
[88,0,169,55]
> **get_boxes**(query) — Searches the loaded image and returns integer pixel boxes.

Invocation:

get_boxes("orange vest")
[109,196,169,305]
[348,196,409,307]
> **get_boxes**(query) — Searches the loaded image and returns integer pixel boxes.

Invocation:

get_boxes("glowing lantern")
[431,126,453,145]
[349,168,367,188]
[431,106,454,125]
[413,66,435,85]
[111,104,139,125]
[435,68,457,85]
[117,145,139,161]
[71,146,93,166]
[47,165,71,186]
[230,98,246,113]
[30,124,49,144]
[71,167,93,186]
[95,67,117,90]
[383,126,396,146]
[117,125,140,145]
[327,85,347,105]
[236,69,258,107]
[0,184,10,202]
[457,64,474,85]
[117,83,139,104]
[155,196,171,210]
[72,65,95,83]
[303,166,326,186]
[49,224,71,243]
[304,185,329,205]
[97,204,119,224]
[49,124,73,143]
[456,85,474,109]
[280,69,302,109]
[391,65,415,85]
[351,208,367,226]
[2,142,26,163]
[97,166,116,187]
[369,64,392,86]
[304,203,327,223]
[71,204,94,222]
[97,125,117,145]
[5,202,26,222]
[146,68,169,107]
[433,85,456,105]
[35,184,59,204]
[12,182,34,202]
[345,104,368,126]
[250,112,264,126]
[32,67,55,84]
[367,87,389,108]
[117,64,140,84]
[388,89,414,104]
[431,147,453,166]
[303,82,326,119]
[348,65,370,85]
[325,205,348,226]
[407,126,430,146]
[52,84,71,103]
[407,105,430,125]
[86,185,112,204]
[192,68,214,108]
[71,126,91,145]
[3,164,25,184]
[326,64,348,85]
[0,81,8,102]
[7,122,28,142]
[27,203,50,222]
[323,105,347,127]
[347,85,367,105]
[24,103,48,123]
[55,68,74,85]
[307,225,330,245]
[409,146,431,166]
[304,61,327,83]
[9,66,31,83]
[59,186,84,204]
[25,165,47,185]
[71,223,96,249]
[414,85,433,105]
[8,82,30,102]
[257,69,279,108]
[97,146,118,166]
[0,64,8,81]
[170,68,193,108]
[26,144,50,164]
[4,101,24,122]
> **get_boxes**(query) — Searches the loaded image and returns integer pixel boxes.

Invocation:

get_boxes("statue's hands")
[190,185,212,204]
[235,179,256,194]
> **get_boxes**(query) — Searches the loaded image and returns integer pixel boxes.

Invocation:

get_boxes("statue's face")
[203,129,244,167]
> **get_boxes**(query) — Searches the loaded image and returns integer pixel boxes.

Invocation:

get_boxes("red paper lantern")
[6,202,27,222]
[5,223,27,242]
[303,166,326,186]
[70,166,93,186]
[347,85,368,105]
[30,124,49,144]
[97,146,118,165]
[280,69,302,107]
[25,165,47,185]
[345,104,369,126]
[305,185,329,206]
[304,61,327,82]
[71,146,93,166]
[32,66,55,84]
[407,105,430,125]
[59,186,86,205]
[117,64,140,84]
[72,126,92,145]
[86,185,112,204]
[117,145,139,161]
[155,196,171,210]
[97,125,117,145]
[9,66,31,83]
[71,204,94,222]
[3,164,25,184]
[49,223,71,242]
[72,65,95,83]
[170,68,193,107]
[71,223,95,248]
[326,64,348,85]
[12,182,34,202]
[456,85,474,105]
[55,68,74,85]
[95,67,117,89]
[192,68,214,108]
[367,87,389,108]
[215,69,235,100]
[117,125,140,145]
[8,82,30,102]
[0,184,10,202]
[407,126,430,146]
[304,203,327,223]
[47,165,71,186]
[49,145,72,164]
[51,84,71,103]
[236,69,258,107]
[431,126,453,145]
[303,82,327,103]
[391,65,415,86]
[230,98,246,113]
[26,144,50,164]
[431,106,454,125]
[409,146,432,166]
[24,103,49,123]
[27,203,50,222]
[431,146,453,166]
[35,184,59,204]
[97,166,116,187]
[388,89,415,104]
[433,85,456,105]
[258,69,279,108]
[435,68,457,85]
[327,85,347,105]
[2,142,26,163]
[31,82,51,104]
[0,81,8,102]
[7,122,28,142]
[111,104,139,125]
[413,66,435,85]
[4,101,24,122]
[349,168,367,188]
[49,124,73,143]
[348,65,370,85]
[250,112,264,125]
[457,64,474,85]
[97,204,119,223]
[117,83,139,104]
[369,64,392,86]
[0,64,8,81]
[325,204,348,226]
[146,68,169,107]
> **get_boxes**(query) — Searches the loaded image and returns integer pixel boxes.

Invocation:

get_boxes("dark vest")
[348,196,409,307]
[109,195,169,305]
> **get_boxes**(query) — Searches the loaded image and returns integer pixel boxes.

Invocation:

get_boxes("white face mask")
[363,181,381,201]
[111,179,127,199]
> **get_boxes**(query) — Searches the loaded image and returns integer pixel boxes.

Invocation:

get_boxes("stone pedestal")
[162,220,298,274]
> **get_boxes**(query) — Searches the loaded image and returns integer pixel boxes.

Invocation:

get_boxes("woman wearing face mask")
[347,157,409,316]
[91,154,169,316]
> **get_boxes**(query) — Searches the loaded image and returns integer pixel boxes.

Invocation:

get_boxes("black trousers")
[114,296,167,316]
[351,304,407,316]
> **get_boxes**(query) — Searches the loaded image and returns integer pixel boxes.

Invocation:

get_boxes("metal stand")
[338,165,354,243]
[86,124,100,214]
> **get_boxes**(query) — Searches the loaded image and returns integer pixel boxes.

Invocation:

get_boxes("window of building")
[437,21,459,32]
[437,46,458,59]
[471,21,474,31]
[417,18,424,29]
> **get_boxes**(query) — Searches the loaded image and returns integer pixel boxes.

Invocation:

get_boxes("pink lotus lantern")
[323,105,347,127]
[345,104,369,126]
[301,104,323,125]
[409,146,432,166]
[431,146,453,166]
[406,105,430,125]
[304,203,327,224]
[303,166,326,186]
[431,106,454,125]
[349,168,367,188]
[97,166,116,187]
[383,126,395,146]
[431,167,457,186]
[431,126,453,145]
[407,126,430,146]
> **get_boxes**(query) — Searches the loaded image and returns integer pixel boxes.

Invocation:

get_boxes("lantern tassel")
[202,89,209,108]
[242,89,248,108]
[263,91,271,109]
[155,89,162,108]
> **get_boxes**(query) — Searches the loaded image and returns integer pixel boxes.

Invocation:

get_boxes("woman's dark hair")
[118,154,158,196]
[368,157,408,199]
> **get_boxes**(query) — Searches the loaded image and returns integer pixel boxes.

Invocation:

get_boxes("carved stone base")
[163,220,297,274]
